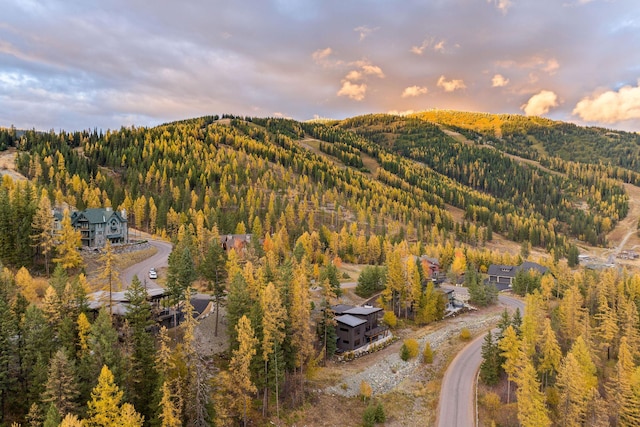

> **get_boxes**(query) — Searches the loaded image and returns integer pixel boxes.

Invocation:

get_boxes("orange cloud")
[402,85,428,98]
[573,81,640,123]
[521,90,559,116]
[437,76,466,92]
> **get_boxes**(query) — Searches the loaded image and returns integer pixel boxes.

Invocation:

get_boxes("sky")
[1,0,640,132]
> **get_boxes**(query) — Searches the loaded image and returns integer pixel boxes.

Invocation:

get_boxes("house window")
[342,340,349,344]
[339,327,348,332]
[356,328,361,334]
[354,339,360,346]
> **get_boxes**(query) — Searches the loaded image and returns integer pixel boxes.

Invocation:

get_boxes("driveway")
[120,239,172,290]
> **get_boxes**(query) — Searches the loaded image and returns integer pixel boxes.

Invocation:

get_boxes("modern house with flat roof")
[333,305,388,352]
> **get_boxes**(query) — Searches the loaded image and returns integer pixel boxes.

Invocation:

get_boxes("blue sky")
[1,0,640,132]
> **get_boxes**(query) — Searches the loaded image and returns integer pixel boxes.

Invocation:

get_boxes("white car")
[148,268,158,279]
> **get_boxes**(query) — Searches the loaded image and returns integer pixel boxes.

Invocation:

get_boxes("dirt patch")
[0,148,27,181]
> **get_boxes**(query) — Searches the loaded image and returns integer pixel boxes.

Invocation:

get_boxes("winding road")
[437,287,525,427]
[120,239,173,290]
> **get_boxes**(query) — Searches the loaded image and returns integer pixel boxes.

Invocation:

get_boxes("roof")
[72,208,127,225]
[344,306,383,316]
[335,314,367,328]
[331,304,355,315]
[519,261,548,275]
[487,264,516,277]
[487,262,549,278]
[420,255,440,266]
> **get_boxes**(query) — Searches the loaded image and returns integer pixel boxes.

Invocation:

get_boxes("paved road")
[437,287,525,427]
[120,239,172,290]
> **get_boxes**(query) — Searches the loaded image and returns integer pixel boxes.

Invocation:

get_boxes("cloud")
[337,81,367,100]
[312,47,332,62]
[402,85,428,98]
[487,0,512,14]
[360,64,385,78]
[492,74,509,87]
[542,58,559,74]
[572,81,640,123]
[496,56,559,75]
[410,37,446,55]
[437,76,466,92]
[521,90,559,116]
[354,25,378,41]
[387,109,415,116]
[344,70,362,81]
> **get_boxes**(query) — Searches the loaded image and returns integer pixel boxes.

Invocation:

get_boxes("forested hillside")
[0,111,639,426]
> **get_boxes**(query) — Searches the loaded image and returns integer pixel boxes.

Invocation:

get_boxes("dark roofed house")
[335,314,367,351]
[70,207,128,248]
[333,304,388,352]
[487,261,549,291]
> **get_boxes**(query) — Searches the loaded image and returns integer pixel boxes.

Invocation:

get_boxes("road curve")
[120,239,173,291]
[437,289,525,427]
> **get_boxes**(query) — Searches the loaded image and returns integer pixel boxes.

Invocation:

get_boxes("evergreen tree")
[499,325,521,404]
[514,357,550,427]
[42,349,80,418]
[229,315,258,427]
[43,402,62,427]
[260,281,286,418]
[123,275,157,423]
[480,331,501,385]
[53,208,83,271]
[198,226,228,337]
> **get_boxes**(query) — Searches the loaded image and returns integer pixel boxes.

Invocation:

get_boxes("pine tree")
[260,281,286,418]
[99,240,119,314]
[86,364,143,427]
[31,189,55,275]
[514,357,550,427]
[480,331,501,385]
[123,275,157,423]
[289,258,314,402]
[382,248,404,316]
[43,403,61,427]
[229,315,258,427]
[199,225,227,337]
[59,413,83,427]
[158,381,181,427]
[42,348,80,417]
[537,318,561,388]
[499,325,521,404]
[53,208,83,271]
[557,352,591,426]
[607,337,640,426]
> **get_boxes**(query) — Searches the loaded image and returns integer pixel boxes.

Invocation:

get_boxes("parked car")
[149,268,157,279]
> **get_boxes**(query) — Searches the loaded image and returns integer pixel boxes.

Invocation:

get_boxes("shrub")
[374,402,386,423]
[362,405,377,427]
[423,342,434,364]
[459,328,471,341]
[360,380,372,401]
[400,338,419,361]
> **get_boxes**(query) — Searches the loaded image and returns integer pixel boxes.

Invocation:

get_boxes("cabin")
[70,207,128,248]
[419,255,441,277]
[333,305,388,352]
[220,234,252,252]
[487,261,548,290]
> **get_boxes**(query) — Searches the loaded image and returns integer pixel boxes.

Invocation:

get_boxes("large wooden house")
[70,207,128,248]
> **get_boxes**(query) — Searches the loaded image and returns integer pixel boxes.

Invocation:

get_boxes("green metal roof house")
[71,207,128,248]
